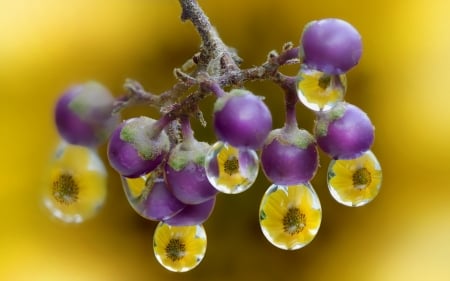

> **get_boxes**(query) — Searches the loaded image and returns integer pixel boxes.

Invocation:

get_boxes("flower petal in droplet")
[153,222,207,272]
[328,150,382,207]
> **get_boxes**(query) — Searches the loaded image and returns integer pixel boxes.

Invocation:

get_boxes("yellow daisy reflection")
[206,141,258,194]
[259,184,321,250]
[297,67,347,111]
[328,150,382,207]
[153,222,207,272]
[43,142,107,223]
[216,144,248,191]
[121,174,148,199]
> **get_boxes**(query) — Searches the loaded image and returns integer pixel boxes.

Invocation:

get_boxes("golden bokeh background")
[1,0,450,280]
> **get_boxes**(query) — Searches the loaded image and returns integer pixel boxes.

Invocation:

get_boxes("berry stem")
[283,82,299,130]
[178,0,239,72]
[275,73,299,130]
[148,114,172,139]
[199,75,226,97]
[114,2,303,128]
[180,115,195,149]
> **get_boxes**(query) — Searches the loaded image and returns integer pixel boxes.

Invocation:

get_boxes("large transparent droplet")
[121,173,185,221]
[153,222,207,272]
[204,141,259,194]
[43,141,107,223]
[259,183,321,250]
[297,64,347,111]
[327,150,382,207]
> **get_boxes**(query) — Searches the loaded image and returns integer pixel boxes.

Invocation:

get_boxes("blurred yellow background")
[1,0,450,280]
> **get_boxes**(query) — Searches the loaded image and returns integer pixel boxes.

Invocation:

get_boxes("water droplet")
[153,222,207,272]
[43,142,107,223]
[259,183,321,250]
[327,150,382,207]
[297,64,347,111]
[121,173,186,221]
[204,141,259,194]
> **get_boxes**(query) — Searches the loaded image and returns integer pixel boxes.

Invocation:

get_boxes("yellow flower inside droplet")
[43,143,107,223]
[328,150,382,207]
[122,175,148,199]
[297,69,346,110]
[215,144,249,192]
[259,184,321,250]
[153,222,207,272]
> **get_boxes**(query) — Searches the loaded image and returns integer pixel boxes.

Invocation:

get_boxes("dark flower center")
[52,173,79,205]
[283,207,306,235]
[223,155,239,176]
[318,74,331,89]
[352,167,372,188]
[165,238,186,262]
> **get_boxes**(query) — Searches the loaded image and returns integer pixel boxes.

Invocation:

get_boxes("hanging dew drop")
[204,141,259,194]
[259,183,322,250]
[43,142,107,223]
[327,150,382,207]
[153,222,207,272]
[297,64,347,111]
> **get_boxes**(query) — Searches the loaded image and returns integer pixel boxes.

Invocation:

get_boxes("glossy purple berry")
[163,196,216,226]
[107,117,170,178]
[261,127,319,185]
[314,102,374,159]
[165,141,218,204]
[300,18,362,75]
[213,89,272,149]
[54,81,120,147]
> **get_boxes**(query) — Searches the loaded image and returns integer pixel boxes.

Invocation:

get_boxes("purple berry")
[300,18,362,74]
[165,141,218,204]
[314,102,374,159]
[54,81,120,147]
[261,127,319,185]
[122,176,186,221]
[213,89,272,149]
[107,117,170,178]
[163,196,216,226]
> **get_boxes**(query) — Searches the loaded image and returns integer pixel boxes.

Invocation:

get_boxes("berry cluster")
[45,0,382,273]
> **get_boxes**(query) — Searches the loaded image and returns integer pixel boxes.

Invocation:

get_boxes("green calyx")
[213,88,252,113]
[120,117,169,160]
[315,102,347,137]
[68,81,113,119]
[168,141,210,171]
[267,127,315,150]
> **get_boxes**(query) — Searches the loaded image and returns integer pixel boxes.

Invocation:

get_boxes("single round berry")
[121,174,186,221]
[261,127,319,185]
[314,102,374,159]
[300,18,362,74]
[165,141,218,204]
[107,117,170,178]
[213,89,272,149]
[54,81,120,147]
[163,196,216,226]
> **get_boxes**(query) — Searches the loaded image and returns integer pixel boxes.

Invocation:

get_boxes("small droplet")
[327,150,382,207]
[43,142,107,223]
[297,64,347,111]
[153,222,207,272]
[259,183,321,250]
[204,141,259,194]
